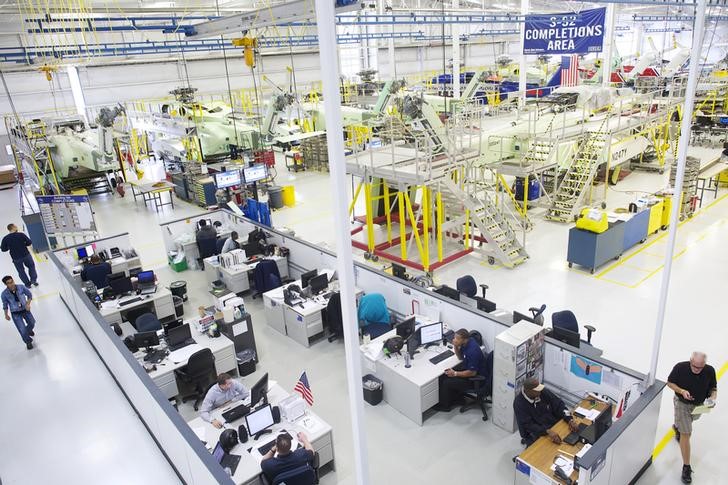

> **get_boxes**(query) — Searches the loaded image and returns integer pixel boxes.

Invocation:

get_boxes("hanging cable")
[215,0,239,149]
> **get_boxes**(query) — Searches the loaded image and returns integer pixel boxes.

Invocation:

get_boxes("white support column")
[388,2,396,78]
[313,0,370,484]
[66,65,87,123]
[452,0,460,100]
[635,24,644,57]
[519,0,529,103]
[602,4,616,87]
[648,0,707,386]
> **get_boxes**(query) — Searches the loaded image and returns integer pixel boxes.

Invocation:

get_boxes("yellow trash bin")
[282,185,295,207]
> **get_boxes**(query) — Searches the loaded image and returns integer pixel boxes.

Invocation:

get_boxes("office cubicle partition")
[53,233,135,272]
[159,210,665,483]
[48,239,233,485]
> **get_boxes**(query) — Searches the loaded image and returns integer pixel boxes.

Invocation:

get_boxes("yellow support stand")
[384,183,392,245]
[436,190,443,263]
[422,187,430,272]
[464,209,471,248]
[348,180,364,216]
[399,192,407,261]
[364,182,375,254]
[404,191,425,262]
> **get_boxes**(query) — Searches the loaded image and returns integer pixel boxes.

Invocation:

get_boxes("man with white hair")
[667,352,717,484]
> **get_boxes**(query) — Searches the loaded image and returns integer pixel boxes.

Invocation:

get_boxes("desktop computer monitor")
[250,372,269,408]
[300,270,318,289]
[214,169,242,189]
[167,323,192,348]
[549,326,580,348]
[594,402,613,438]
[406,331,420,358]
[163,318,183,335]
[134,331,160,350]
[243,164,268,184]
[395,317,416,340]
[243,242,258,258]
[77,247,88,259]
[309,273,329,295]
[109,275,133,296]
[245,404,274,439]
[434,285,460,302]
[137,270,155,285]
[419,322,443,346]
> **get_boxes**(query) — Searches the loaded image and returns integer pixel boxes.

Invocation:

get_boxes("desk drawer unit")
[312,432,334,467]
[105,311,123,327]
[420,379,439,412]
[263,296,286,335]
[214,347,237,374]
[154,295,175,320]
[154,372,179,400]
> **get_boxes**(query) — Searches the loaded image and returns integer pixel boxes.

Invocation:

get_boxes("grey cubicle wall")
[159,210,663,483]
[49,236,233,485]
[54,233,135,272]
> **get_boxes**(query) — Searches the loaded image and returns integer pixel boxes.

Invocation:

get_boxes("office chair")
[175,348,216,411]
[552,310,596,345]
[262,452,320,485]
[125,307,152,330]
[456,275,496,313]
[325,292,343,343]
[513,304,547,326]
[357,293,391,340]
[252,259,282,298]
[460,350,494,422]
[215,238,226,255]
[135,312,162,333]
[197,237,217,261]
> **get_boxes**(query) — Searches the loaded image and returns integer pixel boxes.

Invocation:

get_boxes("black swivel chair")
[325,292,343,343]
[262,452,320,485]
[135,312,162,333]
[513,304,547,326]
[459,330,493,421]
[175,348,216,411]
[215,238,226,255]
[456,275,496,313]
[197,237,217,261]
[125,307,152,330]
[552,310,596,345]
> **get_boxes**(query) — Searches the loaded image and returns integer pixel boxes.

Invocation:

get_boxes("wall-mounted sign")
[524,7,606,55]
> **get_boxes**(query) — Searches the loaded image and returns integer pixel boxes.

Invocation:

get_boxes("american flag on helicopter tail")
[561,55,579,87]
[294,372,314,406]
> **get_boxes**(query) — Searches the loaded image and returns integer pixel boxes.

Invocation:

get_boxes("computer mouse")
[447,344,453,349]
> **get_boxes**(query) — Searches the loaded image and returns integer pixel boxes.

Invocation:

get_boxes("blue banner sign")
[523,7,605,55]
[36,195,90,204]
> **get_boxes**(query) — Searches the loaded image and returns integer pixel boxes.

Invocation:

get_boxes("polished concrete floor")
[0,189,180,484]
[5,149,728,484]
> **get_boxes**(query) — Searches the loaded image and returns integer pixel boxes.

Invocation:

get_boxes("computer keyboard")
[143,349,167,364]
[429,349,455,365]
[257,440,276,455]
[119,297,142,306]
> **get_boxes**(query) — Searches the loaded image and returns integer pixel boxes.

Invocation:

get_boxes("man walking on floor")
[1,223,38,287]
[2,275,36,350]
[667,351,718,484]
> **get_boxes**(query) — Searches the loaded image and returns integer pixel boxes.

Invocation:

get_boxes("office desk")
[99,288,175,327]
[515,399,609,485]
[263,269,361,347]
[129,324,237,400]
[187,383,335,485]
[180,227,234,268]
[72,254,142,280]
[206,255,289,294]
[360,320,459,425]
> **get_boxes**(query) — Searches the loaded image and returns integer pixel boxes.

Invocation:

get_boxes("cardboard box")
[0,165,16,184]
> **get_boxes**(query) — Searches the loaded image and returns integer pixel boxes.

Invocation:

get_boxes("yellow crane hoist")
[232,36,258,68]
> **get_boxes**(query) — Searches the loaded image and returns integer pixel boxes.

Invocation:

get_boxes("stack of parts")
[670,156,700,220]
[301,134,328,171]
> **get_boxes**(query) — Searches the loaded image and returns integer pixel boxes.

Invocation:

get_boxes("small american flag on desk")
[294,372,314,406]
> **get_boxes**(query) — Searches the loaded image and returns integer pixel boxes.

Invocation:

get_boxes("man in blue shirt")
[81,255,112,289]
[1,223,38,287]
[260,432,315,483]
[435,328,489,412]
[2,275,36,350]
[199,373,250,428]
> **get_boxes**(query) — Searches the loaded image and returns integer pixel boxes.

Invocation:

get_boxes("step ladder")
[443,177,528,268]
[545,130,610,223]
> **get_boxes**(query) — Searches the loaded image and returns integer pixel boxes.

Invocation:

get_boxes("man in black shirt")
[667,352,718,484]
[260,432,315,483]
[1,223,38,287]
[513,377,579,446]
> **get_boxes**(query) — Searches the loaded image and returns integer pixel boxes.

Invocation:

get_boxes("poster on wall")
[36,195,97,235]
[523,7,606,55]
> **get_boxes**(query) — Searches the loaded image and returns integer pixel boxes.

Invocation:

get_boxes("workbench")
[130,180,176,211]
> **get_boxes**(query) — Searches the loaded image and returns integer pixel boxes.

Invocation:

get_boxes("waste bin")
[268,186,284,209]
[282,185,295,207]
[169,280,188,301]
[363,374,383,405]
[173,295,184,318]
[237,349,257,376]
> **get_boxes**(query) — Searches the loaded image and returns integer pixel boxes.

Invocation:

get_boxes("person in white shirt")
[200,373,250,428]
[221,231,241,254]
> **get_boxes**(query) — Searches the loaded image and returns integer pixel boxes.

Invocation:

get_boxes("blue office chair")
[252,259,282,298]
[272,464,317,485]
[552,310,596,344]
[357,293,391,339]
[135,313,162,333]
[460,350,494,422]
[456,275,489,299]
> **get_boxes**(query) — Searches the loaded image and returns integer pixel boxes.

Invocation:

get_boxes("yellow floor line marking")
[652,360,728,460]
[620,263,652,273]
[33,291,59,300]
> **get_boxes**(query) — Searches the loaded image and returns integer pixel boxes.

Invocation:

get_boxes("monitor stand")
[143,346,164,362]
[423,342,438,349]
[253,429,273,441]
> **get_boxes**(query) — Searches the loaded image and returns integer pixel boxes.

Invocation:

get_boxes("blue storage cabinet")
[622,210,650,250]
[567,223,626,274]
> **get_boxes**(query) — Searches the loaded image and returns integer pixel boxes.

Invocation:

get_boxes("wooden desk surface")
[518,398,609,483]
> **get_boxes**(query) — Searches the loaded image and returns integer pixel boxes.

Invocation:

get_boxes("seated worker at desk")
[435,328,488,412]
[221,231,241,254]
[80,255,112,289]
[200,373,250,429]
[514,378,579,445]
[260,432,315,483]
[357,293,390,338]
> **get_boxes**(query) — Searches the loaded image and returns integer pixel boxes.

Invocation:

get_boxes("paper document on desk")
[576,443,592,458]
[298,415,324,434]
[528,467,553,485]
[551,455,574,477]
[362,341,384,361]
[575,406,601,421]
[168,344,204,363]
[192,426,206,442]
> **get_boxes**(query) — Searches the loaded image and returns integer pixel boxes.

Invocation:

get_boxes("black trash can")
[363,374,383,405]
[173,295,184,318]
[237,349,257,376]
[169,280,188,302]
[268,186,284,209]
